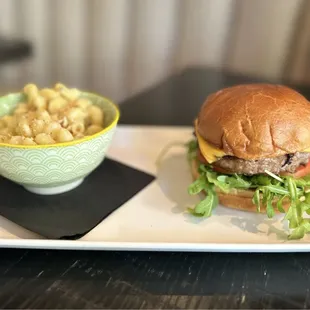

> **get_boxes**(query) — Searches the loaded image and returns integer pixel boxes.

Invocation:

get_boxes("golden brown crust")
[197,84,310,160]
[190,157,290,213]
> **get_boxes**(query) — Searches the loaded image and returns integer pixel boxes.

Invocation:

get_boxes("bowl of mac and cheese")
[0,83,119,195]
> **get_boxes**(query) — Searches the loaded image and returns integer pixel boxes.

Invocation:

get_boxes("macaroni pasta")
[0,83,105,145]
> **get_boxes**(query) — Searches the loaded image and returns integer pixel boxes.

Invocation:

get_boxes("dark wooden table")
[1,67,310,309]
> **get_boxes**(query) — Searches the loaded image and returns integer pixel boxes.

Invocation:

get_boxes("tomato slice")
[281,160,310,178]
[293,161,310,178]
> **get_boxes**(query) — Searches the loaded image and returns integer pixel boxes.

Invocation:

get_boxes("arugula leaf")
[295,179,308,187]
[216,175,226,182]
[251,175,272,186]
[296,176,310,187]
[211,191,219,210]
[187,208,204,217]
[261,188,269,205]
[187,139,198,151]
[212,173,250,190]
[289,220,310,240]
[206,171,230,193]
[289,225,307,240]
[188,176,206,195]
[189,189,218,217]
[285,201,302,229]
[266,200,275,218]
[263,185,289,196]
[186,142,310,240]
[194,198,212,215]
[198,164,209,174]
[229,174,251,188]
[186,139,199,161]
[300,202,310,215]
[276,195,286,213]
[287,177,298,201]
[305,193,310,204]
[258,188,276,218]
[252,189,261,212]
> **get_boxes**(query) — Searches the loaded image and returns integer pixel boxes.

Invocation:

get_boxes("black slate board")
[0,158,155,239]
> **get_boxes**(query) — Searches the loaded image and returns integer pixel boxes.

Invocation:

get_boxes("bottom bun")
[190,157,290,213]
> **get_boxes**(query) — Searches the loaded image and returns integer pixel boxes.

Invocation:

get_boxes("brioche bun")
[190,156,290,213]
[197,84,310,160]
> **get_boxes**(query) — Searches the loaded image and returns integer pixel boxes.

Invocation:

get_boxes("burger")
[187,83,310,240]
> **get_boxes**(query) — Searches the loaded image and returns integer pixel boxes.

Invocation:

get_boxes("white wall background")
[0,0,307,102]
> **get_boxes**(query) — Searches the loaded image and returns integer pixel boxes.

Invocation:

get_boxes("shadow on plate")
[156,153,288,240]
[215,207,288,241]
[156,153,198,214]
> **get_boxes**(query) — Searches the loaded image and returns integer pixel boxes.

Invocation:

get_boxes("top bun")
[197,84,310,160]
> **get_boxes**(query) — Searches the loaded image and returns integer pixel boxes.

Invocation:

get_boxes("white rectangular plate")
[1,125,310,252]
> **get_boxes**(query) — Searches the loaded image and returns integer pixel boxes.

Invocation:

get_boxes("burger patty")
[196,147,310,175]
[213,152,310,175]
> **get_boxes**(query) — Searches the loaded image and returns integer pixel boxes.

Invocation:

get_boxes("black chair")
[0,38,32,64]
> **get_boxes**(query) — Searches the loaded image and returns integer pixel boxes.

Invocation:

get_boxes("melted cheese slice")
[194,120,226,163]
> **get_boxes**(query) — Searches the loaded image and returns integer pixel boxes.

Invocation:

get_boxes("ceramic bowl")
[0,92,119,195]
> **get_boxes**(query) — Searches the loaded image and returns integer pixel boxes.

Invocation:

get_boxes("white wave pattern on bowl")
[0,128,115,186]
[0,91,118,191]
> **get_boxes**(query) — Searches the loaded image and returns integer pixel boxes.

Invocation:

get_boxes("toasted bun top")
[197,84,310,159]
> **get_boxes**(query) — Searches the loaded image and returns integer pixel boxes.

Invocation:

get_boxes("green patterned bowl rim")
[0,91,120,149]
